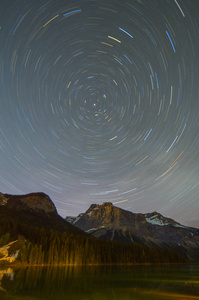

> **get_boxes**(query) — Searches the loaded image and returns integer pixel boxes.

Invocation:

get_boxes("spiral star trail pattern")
[0,0,199,227]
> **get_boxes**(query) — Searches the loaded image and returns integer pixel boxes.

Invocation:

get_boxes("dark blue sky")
[0,0,199,227]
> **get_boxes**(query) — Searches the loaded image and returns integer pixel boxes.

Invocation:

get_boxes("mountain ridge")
[0,192,189,265]
[66,202,199,259]
[0,192,57,214]
[0,192,86,236]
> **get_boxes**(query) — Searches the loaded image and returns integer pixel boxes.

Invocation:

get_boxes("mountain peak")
[88,202,113,210]
[0,192,57,214]
[145,211,183,227]
[102,202,113,206]
[86,202,116,217]
[65,202,199,259]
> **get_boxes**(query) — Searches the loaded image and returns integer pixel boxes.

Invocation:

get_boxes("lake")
[0,264,199,299]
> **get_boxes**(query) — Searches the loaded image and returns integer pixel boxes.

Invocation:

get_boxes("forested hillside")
[0,217,185,265]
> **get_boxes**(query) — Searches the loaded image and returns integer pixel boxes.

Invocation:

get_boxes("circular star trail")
[0,0,199,227]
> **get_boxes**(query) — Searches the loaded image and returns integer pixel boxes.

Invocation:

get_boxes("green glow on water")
[0,265,199,300]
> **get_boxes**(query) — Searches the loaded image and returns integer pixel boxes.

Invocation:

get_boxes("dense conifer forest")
[0,217,186,265]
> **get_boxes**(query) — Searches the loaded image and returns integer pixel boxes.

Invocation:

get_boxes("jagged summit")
[87,202,113,210]
[71,202,137,231]
[102,202,113,206]
[83,203,185,228]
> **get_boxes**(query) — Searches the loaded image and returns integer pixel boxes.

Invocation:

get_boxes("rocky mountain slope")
[0,192,56,213]
[66,202,199,259]
[0,192,85,235]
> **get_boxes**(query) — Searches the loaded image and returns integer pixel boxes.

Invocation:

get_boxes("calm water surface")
[0,264,199,300]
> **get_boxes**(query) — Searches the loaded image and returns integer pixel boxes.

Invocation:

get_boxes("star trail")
[0,0,199,227]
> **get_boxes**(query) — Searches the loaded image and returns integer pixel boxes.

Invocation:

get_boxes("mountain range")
[66,202,199,260]
[0,192,198,264]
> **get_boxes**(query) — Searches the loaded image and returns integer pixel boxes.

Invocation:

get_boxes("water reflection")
[0,268,14,294]
[0,265,199,300]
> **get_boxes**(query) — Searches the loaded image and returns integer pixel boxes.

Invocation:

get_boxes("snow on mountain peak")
[145,214,170,226]
[145,212,187,228]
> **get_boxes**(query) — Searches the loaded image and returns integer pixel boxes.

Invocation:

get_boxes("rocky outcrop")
[0,236,25,263]
[0,192,57,214]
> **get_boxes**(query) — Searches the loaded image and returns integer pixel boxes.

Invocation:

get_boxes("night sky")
[0,0,199,227]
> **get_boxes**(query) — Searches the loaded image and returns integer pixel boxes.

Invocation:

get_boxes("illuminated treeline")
[17,230,185,265]
[0,216,186,265]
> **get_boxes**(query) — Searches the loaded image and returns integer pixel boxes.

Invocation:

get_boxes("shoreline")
[0,261,198,269]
